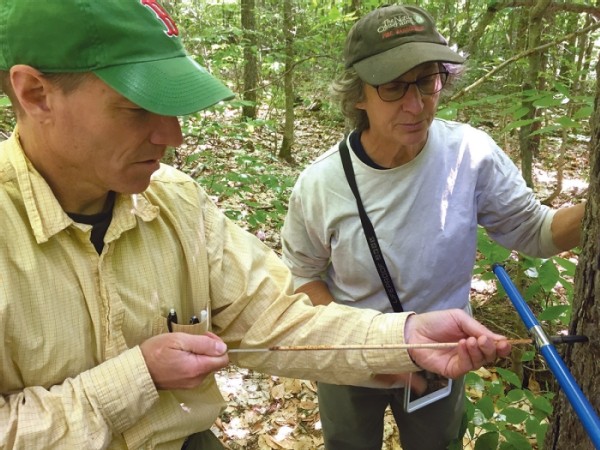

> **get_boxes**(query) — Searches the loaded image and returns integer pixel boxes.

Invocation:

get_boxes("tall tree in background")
[519,0,549,188]
[462,4,497,57]
[241,0,258,120]
[278,0,294,162]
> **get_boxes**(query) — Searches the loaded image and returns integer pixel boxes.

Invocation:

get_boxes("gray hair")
[330,62,465,132]
[330,68,369,132]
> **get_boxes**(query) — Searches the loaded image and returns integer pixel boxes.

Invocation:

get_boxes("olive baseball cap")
[345,4,465,85]
[0,0,234,116]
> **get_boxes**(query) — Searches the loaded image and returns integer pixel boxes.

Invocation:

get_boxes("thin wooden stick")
[228,338,533,353]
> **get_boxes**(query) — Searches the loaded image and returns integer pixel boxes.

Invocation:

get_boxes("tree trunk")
[241,0,258,120]
[463,7,496,56]
[278,0,294,162]
[344,0,361,16]
[519,0,549,188]
[545,55,600,450]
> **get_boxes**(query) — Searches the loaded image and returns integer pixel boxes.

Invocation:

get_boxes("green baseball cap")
[0,0,234,116]
[344,5,465,85]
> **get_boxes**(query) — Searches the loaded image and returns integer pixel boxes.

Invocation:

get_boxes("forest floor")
[167,107,589,450]
[0,104,590,449]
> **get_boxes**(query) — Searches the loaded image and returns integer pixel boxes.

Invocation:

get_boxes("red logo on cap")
[141,0,179,37]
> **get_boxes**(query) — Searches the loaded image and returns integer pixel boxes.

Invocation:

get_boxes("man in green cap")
[0,1,511,449]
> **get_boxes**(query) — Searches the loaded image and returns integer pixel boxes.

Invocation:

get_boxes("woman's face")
[356,62,443,151]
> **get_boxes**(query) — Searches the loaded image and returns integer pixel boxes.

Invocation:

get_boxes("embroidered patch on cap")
[378,11,427,40]
[141,0,179,37]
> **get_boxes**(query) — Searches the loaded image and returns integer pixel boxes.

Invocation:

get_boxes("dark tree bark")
[278,0,294,162]
[545,55,600,450]
[241,0,258,120]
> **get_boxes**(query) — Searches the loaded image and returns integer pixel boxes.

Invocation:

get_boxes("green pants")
[181,430,223,450]
[317,376,465,450]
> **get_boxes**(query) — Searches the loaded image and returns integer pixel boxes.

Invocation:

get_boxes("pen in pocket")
[167,308,178,332]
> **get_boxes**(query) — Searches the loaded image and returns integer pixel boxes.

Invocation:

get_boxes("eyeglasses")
[374,71,449,102]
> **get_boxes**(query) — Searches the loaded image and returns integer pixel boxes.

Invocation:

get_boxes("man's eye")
[126,107,149,115]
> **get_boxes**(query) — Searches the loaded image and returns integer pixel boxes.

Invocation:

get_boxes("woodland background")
[1,0,600,449]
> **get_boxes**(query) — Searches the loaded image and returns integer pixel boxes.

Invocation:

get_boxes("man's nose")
[151,115,184,147]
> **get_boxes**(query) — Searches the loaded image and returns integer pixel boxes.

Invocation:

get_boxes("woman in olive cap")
[282,4,584,449]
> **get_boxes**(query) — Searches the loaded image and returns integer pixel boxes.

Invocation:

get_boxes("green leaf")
[573,105,593,119]
[473,408,488,426]
[483,94,509,104]
[521,88,546,99]
[531,395,553,416]
[452,412,470,449]
[482,421,502,432]
[524,282,543,301]
[467,372,485,391]
[489,380,506,396]
[474,431,500,450]
[477,228,511,262]
[466,401,476,435]
[505,389,526,403]
[500,406,530,424]
[520,350,535,362]
[556,116,579,128]
[538,260,560,291]
[537,305,570,321]
[525,416,548,438]
[552,82,571,97]
[528,125,563,137]
[532,95,567,108]
[501,118,539,133]
[553,257,576,276]
[500,429,532,450]
[437,106,458,120]
[535,422,549,447]
[476,396,496,420]
[496,368,522,388]
[512,107,530,120]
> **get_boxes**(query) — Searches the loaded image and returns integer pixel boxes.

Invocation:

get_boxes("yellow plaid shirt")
[0,130,417,449]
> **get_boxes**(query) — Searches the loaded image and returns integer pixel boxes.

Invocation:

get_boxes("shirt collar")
[6,127,159,244]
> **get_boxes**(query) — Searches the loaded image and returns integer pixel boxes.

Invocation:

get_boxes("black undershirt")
[348,130,388,170]
[67,192,116,254]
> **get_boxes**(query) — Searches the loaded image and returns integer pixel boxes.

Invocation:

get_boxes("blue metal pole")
[492,264,600,449]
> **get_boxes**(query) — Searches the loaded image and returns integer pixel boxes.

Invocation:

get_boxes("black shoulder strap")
[338,138,403,312]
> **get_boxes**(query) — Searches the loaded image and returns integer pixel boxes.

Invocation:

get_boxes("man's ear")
[9,65,54,120]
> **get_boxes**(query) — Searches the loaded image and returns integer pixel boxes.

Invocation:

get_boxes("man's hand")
[404,309,511,379]
[140,332,229,389]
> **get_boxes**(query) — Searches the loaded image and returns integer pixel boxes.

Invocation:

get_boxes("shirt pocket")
[152,314,210,335]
